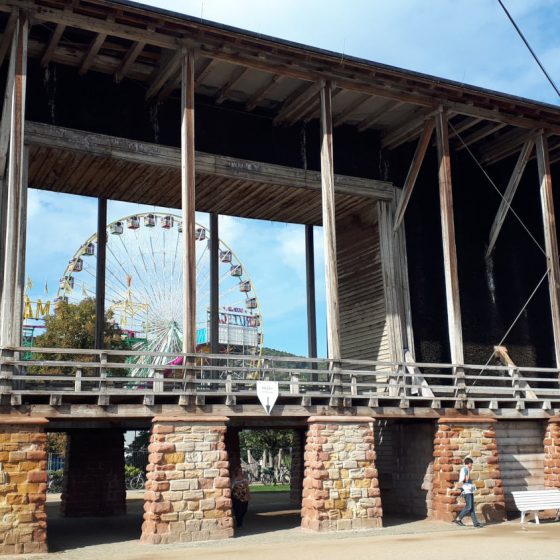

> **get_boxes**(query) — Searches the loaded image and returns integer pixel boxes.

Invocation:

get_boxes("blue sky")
[26,0,560,356]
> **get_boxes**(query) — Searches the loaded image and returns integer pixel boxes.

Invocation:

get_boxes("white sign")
[256,381,279,415]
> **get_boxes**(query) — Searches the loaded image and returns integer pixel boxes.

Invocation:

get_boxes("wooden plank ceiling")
[2,0,560,212]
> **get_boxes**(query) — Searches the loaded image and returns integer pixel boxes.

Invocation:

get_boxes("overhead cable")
[497,0,560,99]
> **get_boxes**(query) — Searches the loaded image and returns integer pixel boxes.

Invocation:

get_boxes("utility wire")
[497,0,560,99]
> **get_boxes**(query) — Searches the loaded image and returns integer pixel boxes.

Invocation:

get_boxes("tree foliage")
[239,429,293,462]
[31,298,127,373]
[45,433,67,455]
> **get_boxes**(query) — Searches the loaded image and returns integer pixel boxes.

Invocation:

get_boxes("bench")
[511,490,560,524]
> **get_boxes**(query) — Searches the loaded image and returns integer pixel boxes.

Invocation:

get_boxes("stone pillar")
[290,429,305,505]
[0,418,48,555]
[431,418,505,523]
[61,429,126,517]
[302,416,381,532]
[141,416,233,544]
[544,418,560,489]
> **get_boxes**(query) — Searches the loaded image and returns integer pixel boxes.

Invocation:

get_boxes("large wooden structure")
[0,0,560,551]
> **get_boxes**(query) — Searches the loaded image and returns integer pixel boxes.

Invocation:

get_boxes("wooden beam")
[378,200,405,363]
[320,80,341,362]
[435,109,464,365]
[12,145,26,346]
[447,117,482,140]
[480,129,530,165]
[455,122,507,151]
[0,9,17,66]
[25,121,396,201]
[146,51,182,101]
[181,49,196,354]
[114,40,145,83]
[78,30,108,76]
[0,13,27,351]
[245,74,280,111]
[382,109,438,149]
[333,93,370,128]
[194,57,215,87]
[393,119,434,231]
[0,30,16,178]
[274,81,323,126]
[357,101,400,132]
[215,66,247,104]
[40,22,65,67]
[300,87,341,125]
[486,137,534,257]
[536,132,560,368]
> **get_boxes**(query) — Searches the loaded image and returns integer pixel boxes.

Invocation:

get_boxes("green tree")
[32,298,127,373]
[239,429,293,464]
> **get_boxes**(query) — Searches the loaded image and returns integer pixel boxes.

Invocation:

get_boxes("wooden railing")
[1,346,559,410]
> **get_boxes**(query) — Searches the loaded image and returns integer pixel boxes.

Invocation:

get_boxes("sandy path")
[16,492,559,560]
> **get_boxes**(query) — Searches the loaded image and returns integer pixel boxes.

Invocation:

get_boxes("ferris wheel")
[56,212,263,375]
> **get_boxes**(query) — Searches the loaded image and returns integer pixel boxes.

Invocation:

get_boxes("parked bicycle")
[47,471,63,493]
[126,473,145,490]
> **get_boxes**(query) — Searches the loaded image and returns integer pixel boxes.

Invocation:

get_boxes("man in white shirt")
[453,457,484,527]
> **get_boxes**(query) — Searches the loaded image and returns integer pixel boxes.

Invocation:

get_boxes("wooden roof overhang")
[1,0,560,211]
[26,121,394,224]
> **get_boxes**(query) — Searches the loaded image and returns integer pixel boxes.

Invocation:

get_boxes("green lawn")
[250,484,290,493]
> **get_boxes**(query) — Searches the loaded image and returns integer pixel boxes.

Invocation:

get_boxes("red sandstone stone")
[214,477,230,488]
[27,471,47,483]
[152,425,174,434]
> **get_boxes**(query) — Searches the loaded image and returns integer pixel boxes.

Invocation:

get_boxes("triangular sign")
[256,381,279,415]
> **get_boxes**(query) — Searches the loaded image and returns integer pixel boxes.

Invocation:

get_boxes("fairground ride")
[52,212,262,376]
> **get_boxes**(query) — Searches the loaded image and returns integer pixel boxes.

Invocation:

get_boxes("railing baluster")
[74,368,82,392]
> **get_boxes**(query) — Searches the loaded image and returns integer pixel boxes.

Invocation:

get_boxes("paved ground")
[13,492,559,560]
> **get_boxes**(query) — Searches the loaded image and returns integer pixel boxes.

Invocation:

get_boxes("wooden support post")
[95,197,107,350]
[0,32,16,179]
[0,14,27,368]
[320,81,342,405]
[181,49,196,400]
[378,201,405,365]
[486,137,534,257]
[0,177,6,311]
[13,146,27,345]
[435,110,464,368]
[305,224,318,381]
[210,213,219,355]
[393,120,434,231]
[536,133,560,368]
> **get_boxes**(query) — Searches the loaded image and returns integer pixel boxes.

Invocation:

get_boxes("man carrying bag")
[453,457,484,527]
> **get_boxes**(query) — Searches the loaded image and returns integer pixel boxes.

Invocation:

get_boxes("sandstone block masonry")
[544,418,560,489]
[0,418,48,555]
[302,416,382,531]
[141,416,234,544]
[431,418,505,523]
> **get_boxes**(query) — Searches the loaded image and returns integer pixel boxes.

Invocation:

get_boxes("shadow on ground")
[46,492,302,551]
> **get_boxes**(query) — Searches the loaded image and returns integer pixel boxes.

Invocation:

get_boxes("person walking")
[231,466,251,529]
[453,457,484,527]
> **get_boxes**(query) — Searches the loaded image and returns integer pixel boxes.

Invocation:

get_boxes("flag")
[25,277,32,292]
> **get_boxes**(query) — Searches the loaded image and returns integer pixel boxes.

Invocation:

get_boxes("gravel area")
[12,492,559,560]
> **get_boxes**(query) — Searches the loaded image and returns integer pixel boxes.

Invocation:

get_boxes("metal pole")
[305,225,318,379]
[210,213,219,355]
[95,197,107,350]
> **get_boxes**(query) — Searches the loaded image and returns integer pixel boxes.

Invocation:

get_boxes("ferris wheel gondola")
[56,212,263,376]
